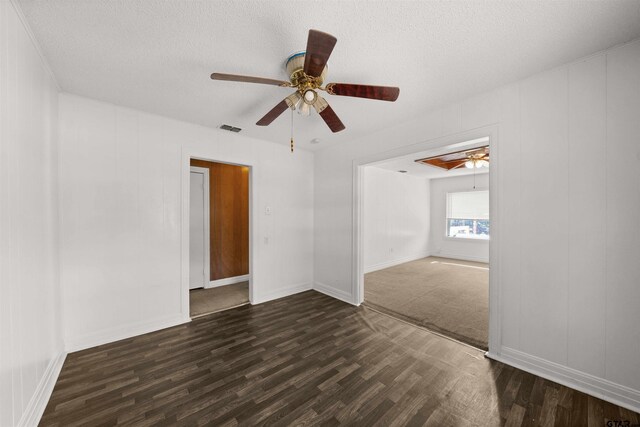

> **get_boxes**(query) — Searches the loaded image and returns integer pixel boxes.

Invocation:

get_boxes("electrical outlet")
[265,206,271,215]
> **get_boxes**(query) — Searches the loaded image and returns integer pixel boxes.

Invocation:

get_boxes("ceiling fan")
[210,30,400,134]
[415,146,490,170]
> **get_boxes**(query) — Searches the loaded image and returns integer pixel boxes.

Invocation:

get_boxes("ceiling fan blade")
[326,83,399,102]
[256,99,290,126]
[211,73,291,87]
[304,30,337,78]
[451,162,467,169]
[312,95,345,133]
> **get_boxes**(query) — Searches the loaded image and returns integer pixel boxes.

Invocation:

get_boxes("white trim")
[363,251,431,274]
[252,282,312,305]
[65,314,190,353]
[486,347,640,414]
[442,236,490,243]
[313,282,356,305]
[207,274,251,288]
[17,351,66,427]
[352,125,501,355]
[429,251,489,264]
[487,126,501,354]
[189,166,210,290]
[8,0,61,91]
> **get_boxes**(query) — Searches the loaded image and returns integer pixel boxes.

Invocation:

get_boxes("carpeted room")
[362,148,491,349]
[365,257,489,349]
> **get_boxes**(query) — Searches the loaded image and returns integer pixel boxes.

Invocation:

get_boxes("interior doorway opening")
[188,159,251,318]
[354,130,498,351]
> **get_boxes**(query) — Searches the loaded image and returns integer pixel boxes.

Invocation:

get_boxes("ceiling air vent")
[220,124,242,133]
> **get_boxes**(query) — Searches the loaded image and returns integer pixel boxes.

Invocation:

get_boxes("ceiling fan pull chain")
[290,108,294,153]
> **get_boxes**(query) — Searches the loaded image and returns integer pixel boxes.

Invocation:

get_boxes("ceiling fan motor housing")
[285,51,328,88]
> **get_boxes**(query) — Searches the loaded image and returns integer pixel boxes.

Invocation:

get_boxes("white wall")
[59,94,314,351]
[314,40,640,411]
[363,167,430,273]
[0,1,63,425]
[429,173,489,263]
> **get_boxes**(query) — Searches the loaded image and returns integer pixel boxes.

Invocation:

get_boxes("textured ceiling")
[17,0,640,151]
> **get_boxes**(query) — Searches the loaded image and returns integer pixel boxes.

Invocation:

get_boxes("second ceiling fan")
[211,29,400,133]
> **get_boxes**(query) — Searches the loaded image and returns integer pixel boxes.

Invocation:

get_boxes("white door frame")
[181,154,255,319]
[352,124,501,354]
[189,166,210,289]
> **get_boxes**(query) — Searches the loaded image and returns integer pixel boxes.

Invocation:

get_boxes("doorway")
[188,159,250,318]
[353,127,499,353]
[361,148,490,349]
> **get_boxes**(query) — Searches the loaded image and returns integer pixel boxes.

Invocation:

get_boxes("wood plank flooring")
[41,291,639,426]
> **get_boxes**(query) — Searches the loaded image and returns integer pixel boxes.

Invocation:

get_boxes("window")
[446,190,489,240]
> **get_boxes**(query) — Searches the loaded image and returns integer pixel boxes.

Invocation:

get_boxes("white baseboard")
[313,282,356,305]
[66,314,191,353]
[252,282,312,305]
[486,347,640,414]
[364,251,431,273]
[432,251,488,263]
[207,274,250,289]
[18,351,66,427]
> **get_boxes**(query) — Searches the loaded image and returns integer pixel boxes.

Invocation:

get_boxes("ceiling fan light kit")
[465,158,489,169]
[210,29,400,149]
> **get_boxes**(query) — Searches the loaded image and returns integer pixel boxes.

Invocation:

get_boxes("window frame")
[445,189,490,241]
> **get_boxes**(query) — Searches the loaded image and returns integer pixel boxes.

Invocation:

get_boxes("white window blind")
[446,191,489,220]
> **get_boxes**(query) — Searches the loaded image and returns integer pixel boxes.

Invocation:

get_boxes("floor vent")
[220,124,242,133]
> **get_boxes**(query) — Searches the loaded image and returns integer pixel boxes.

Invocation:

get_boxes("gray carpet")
[364,256,488,349]
[190,282,249,318]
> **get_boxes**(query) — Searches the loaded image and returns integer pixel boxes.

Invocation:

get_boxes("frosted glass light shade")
[299,102,310,116]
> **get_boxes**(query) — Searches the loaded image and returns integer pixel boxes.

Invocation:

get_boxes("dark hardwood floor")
[41,291,639,426]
